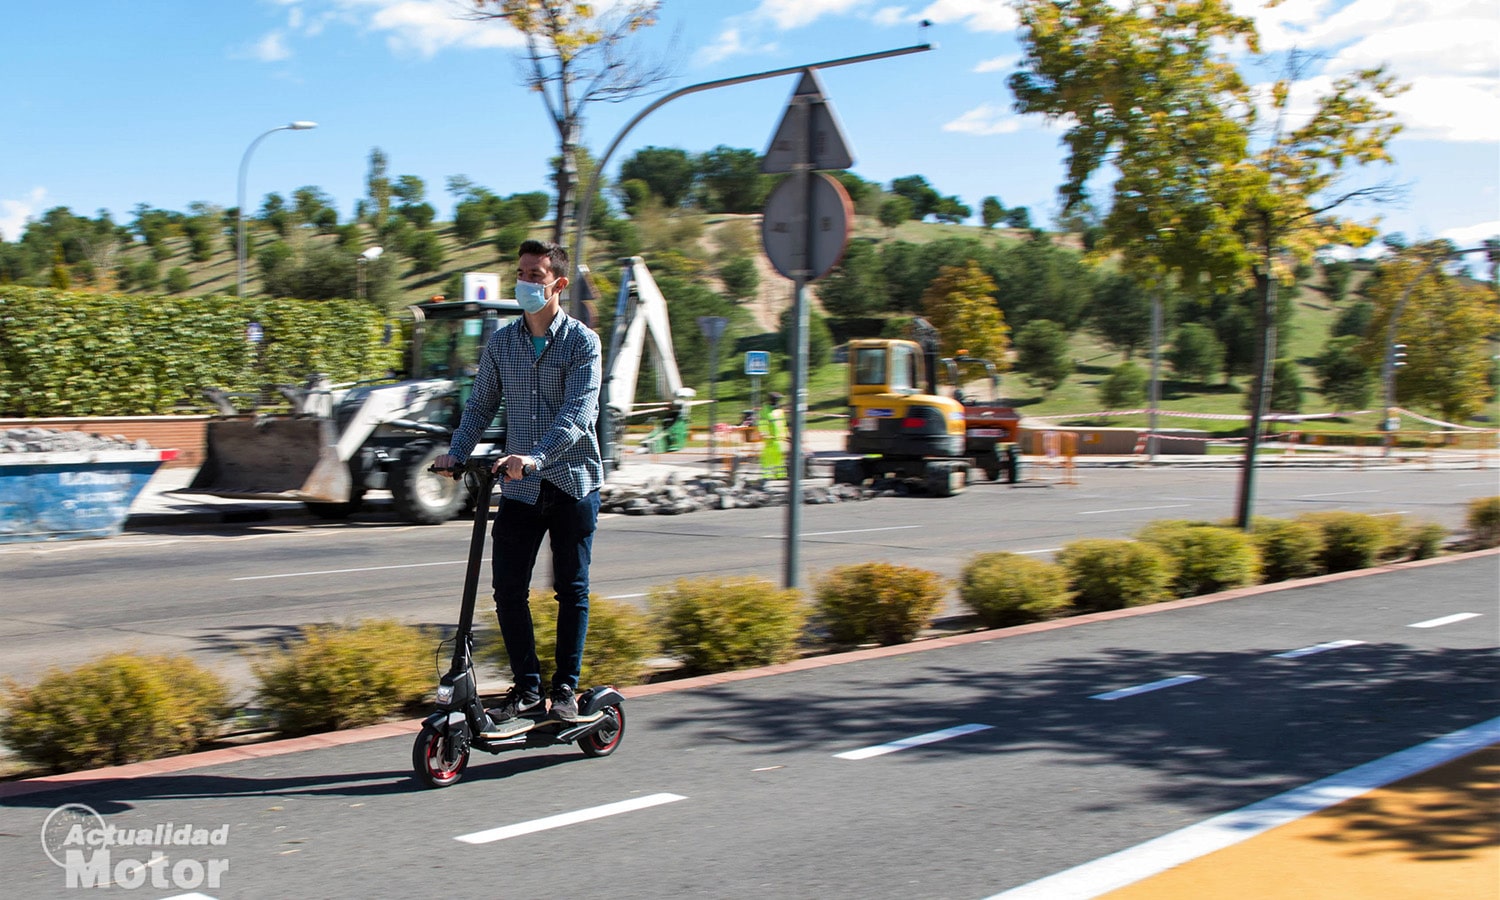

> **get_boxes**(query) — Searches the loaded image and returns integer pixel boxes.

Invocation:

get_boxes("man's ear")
[553,275,569,296]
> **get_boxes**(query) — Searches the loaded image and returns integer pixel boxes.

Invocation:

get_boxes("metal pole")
[236,121,316,299]
[1148,294,1162,461]
[568,44,931,316]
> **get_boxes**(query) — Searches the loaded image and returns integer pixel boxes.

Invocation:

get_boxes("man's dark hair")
[519,239,568,279]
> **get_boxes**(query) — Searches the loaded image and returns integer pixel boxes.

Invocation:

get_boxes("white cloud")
[368,1,522,57]
[1387,76,1500,143]
[942,102,1024,136]
[974,54,1016,74]
[907,0,1017,33]
[1439,220,1500,249]
[754,0,870,30]
[695,26,778,66]
[239,30,293,62]
[0,188,47,243]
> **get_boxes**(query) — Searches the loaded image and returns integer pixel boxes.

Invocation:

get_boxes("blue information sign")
[744,351,771,376]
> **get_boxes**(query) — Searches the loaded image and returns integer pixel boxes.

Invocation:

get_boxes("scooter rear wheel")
[579,704,625,758]
[413,726,469,787]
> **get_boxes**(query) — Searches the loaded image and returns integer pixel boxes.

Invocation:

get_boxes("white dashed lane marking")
[1090,675,1205,701]
[834,724,994,760]
[455,793,687,844]
[1409,612,1481,629]
[1272,639,1365,659]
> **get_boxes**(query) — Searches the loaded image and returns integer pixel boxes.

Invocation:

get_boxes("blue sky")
[3,0,1496,254]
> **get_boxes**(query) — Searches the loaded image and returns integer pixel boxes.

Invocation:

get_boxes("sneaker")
[548,684,579,722]
[485,685,543,728]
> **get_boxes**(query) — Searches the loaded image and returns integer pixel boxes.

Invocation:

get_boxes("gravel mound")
[1,428,155,454]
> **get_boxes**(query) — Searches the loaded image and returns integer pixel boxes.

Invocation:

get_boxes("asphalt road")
[0,466,1494,696]
[2,555,1494,899]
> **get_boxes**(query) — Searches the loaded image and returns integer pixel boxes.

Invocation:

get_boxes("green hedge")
[0,286,402,416]
[2,653,229,773]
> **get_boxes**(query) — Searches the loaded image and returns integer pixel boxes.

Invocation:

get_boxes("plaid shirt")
[448,310,603,503]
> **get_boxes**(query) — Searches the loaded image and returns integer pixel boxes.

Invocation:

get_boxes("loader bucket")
[184,417,351,503]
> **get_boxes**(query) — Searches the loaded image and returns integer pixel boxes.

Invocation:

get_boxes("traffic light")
[1390,342,1407,368]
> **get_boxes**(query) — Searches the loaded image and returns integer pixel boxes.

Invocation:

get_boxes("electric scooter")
[412,458,625,789]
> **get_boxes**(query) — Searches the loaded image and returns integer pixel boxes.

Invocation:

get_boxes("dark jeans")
[491,480,600,693]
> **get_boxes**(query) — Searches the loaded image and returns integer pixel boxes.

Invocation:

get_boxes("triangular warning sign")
[761,69,855,174]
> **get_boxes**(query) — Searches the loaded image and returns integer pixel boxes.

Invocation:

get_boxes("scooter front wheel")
[579,704,625,758]
[413,725,469,787]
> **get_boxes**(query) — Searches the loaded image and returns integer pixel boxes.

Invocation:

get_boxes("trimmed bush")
[1404,521,1448,561]
[1250,517,1326,582]
[1296,511,1391,572]
[492,591,659,688]
[1135,521,1262,596]
[959,552,1074,627]
[1057,539,1177,611]
[1,653,229,773]
[253,619,433,735]
[650,577,807,675]
[1467,496,1500,548]
[815,563,948,646]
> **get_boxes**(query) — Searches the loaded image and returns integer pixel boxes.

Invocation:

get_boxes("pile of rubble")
[601,471,869,516]
[1,428,155,454]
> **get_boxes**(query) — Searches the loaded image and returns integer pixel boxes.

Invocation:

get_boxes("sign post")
[744,350,770,417]
[761,69,855,589]
[698,316,729,472]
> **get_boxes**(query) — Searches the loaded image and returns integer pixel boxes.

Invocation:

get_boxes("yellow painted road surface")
[1104,747,1499,900]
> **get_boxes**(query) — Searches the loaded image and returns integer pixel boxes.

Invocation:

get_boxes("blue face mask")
[515,279,550,314]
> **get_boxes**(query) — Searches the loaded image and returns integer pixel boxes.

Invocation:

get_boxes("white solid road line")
[1409,612,1482,628]
[985,715,1500,900]
[758,525,922,538]
[454,793,686,844]
[1272,639,1366,659]
[1090,675,1205,701]
[1077,504,1192,516]
[834,724,993,760]
[232,559,473,581]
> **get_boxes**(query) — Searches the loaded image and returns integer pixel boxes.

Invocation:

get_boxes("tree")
[619,146,695,209]
[932,196,972,225]
[719,255,758,303]
[889,175,939,221]
[364,148,392,232]
[1002,207,1031,230]
[980,196,1005,230]
[1098,361,1148,410]
[778,303,833,372]
[816,240,886,318]
[1090,272,1158,359]
[878,196,912,231]
[1331,300,1374,339]
[452,197,491,245]
[1011,0,1406,526]
[1264,359,1303,413]
[919,262,1010,366]
[1167,322,1225,385]
[1313,335,1375,410]
[1012,319,1071,392]
[991,233,1095,329]
[470,1,671,245]
[1359,248,1500,422]
[697,146,768,213]
[1322,260,1355,302]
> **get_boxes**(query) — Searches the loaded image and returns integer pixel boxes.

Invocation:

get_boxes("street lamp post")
[237,121,317,298]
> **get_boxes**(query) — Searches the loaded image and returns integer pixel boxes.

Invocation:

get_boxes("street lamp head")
[360,246,384,261]
[288,121,318,130]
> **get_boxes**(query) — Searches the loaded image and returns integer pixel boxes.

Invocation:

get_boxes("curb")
[3,546,1494,799]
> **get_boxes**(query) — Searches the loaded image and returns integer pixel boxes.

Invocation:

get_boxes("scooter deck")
[479,710,605,740]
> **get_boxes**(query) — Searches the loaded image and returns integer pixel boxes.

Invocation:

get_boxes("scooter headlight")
[435,684,455,704]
